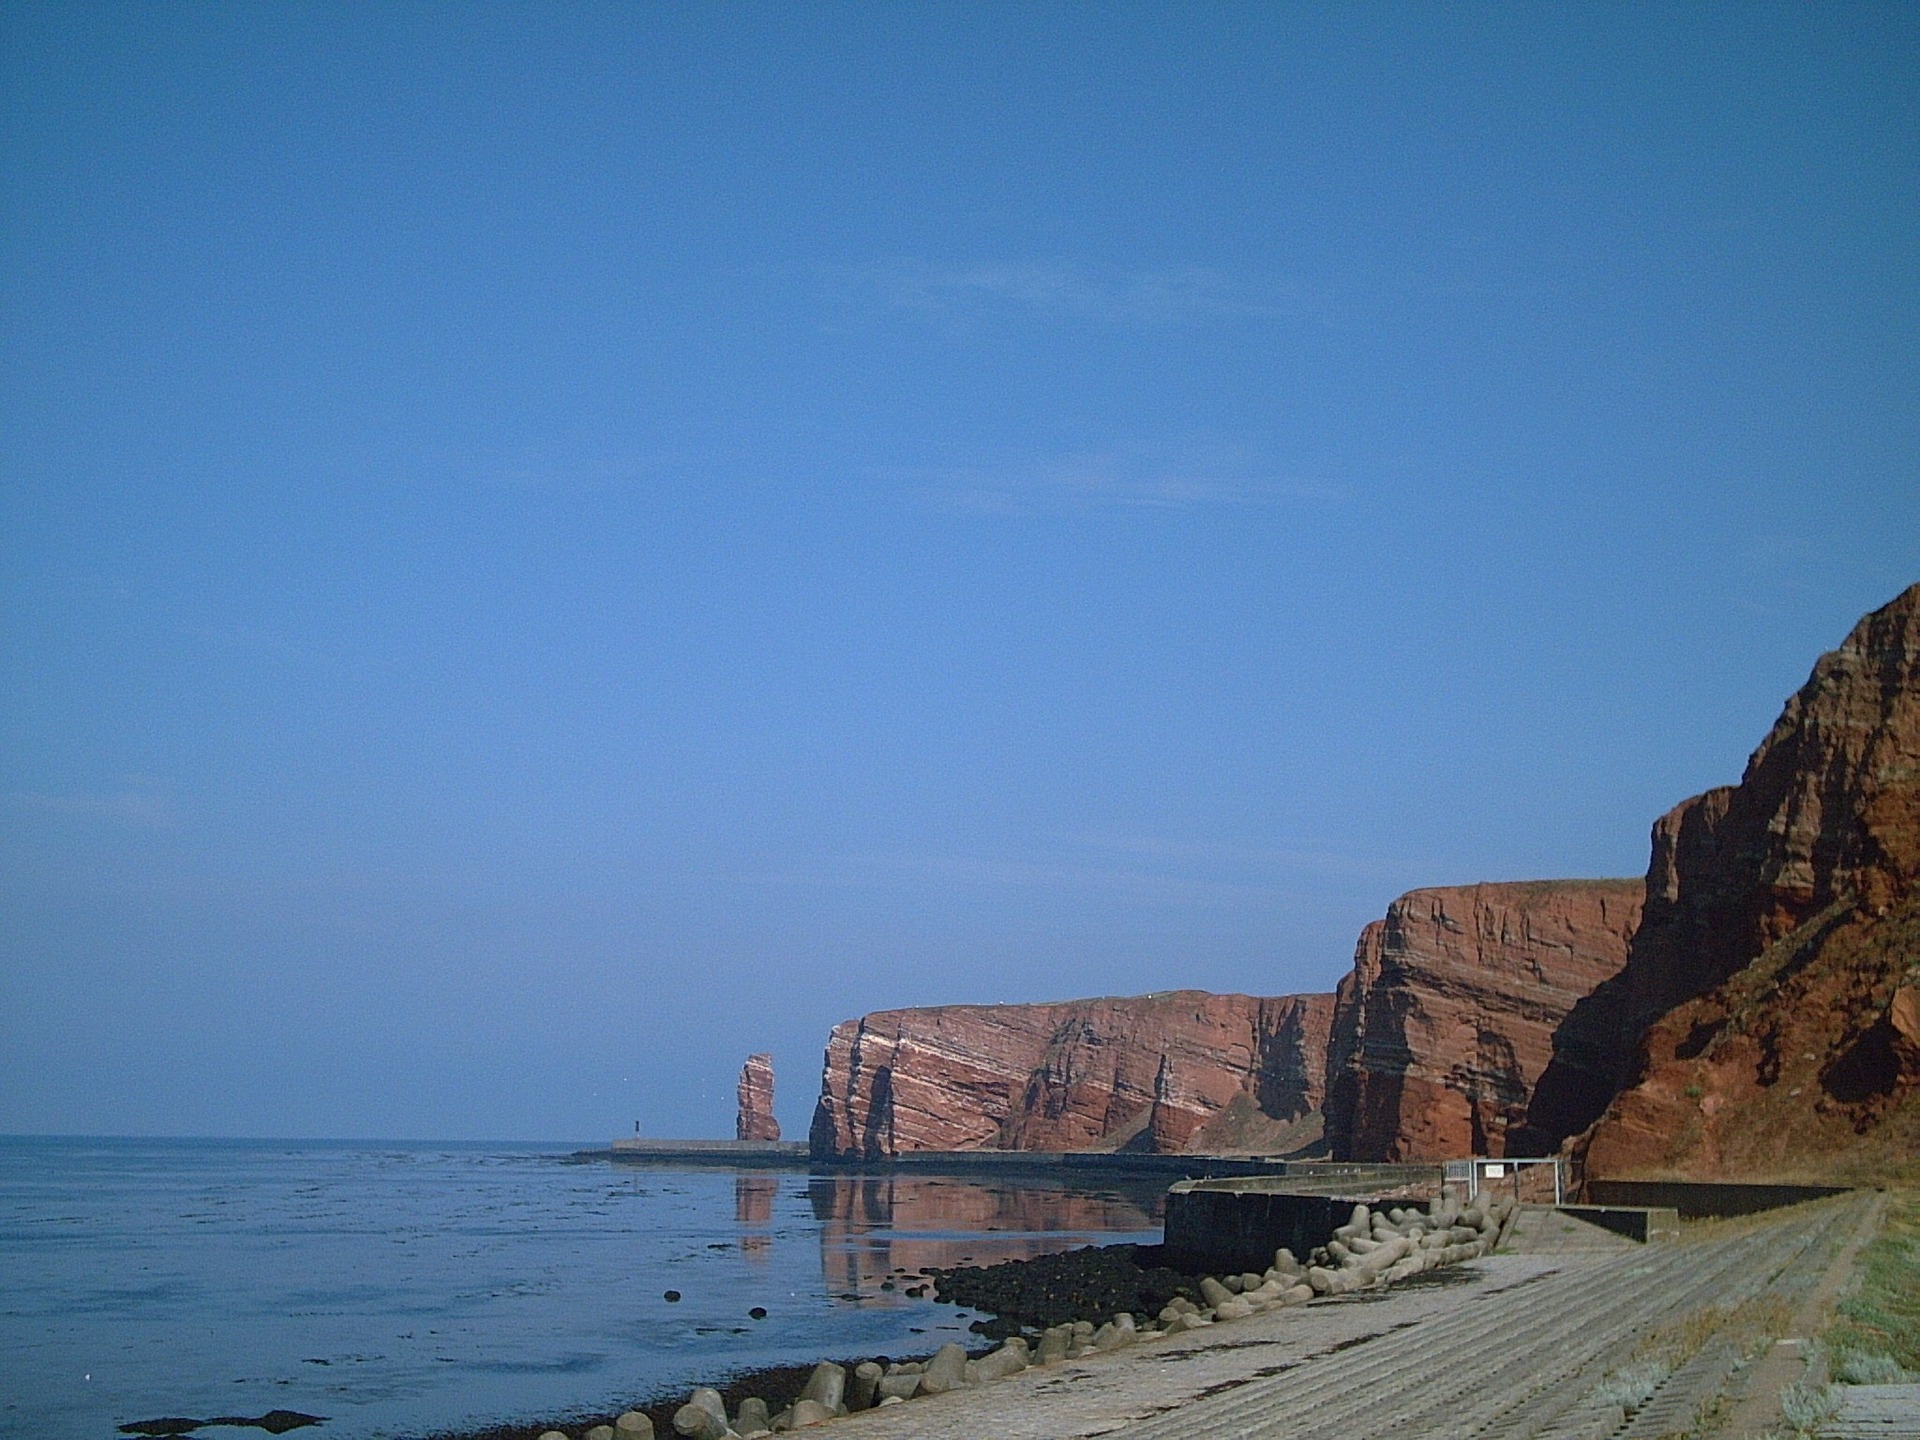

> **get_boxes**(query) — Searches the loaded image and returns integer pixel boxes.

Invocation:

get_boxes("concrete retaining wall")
[1557,1205,1681,1242]
[1583,1179,1849,1218]
[1162,1182,1365,1274]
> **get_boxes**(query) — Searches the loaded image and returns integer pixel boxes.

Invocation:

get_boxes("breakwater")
[603,1140,812,1166]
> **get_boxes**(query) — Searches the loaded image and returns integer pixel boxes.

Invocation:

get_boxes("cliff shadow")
[1510,973,1628,1156]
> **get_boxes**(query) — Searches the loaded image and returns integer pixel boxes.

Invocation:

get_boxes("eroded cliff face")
[1322,880,1644,1162]
[1558,584,1920,1180]
[808,991,1333,1160]
[736,1052,780,1142]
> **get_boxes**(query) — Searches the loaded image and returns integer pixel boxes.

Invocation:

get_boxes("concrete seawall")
[1583,1179,1850,1218]
[1162,1184,1366,1273]
[1160,1167,1448,1272]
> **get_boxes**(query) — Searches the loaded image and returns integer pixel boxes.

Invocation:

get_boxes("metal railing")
[1447,1155,1564,1206]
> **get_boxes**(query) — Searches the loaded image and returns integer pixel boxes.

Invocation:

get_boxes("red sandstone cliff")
[1550,584,1920,1181]
[1322,880,1644,1162]
[808,990,1333,1160]
[736,1052,781,1142]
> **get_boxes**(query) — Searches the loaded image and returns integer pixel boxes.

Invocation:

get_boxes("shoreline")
[584,1143,1444,1188]
[407,1195,1502,1440]
[409,1237,1214,1440]
[414,1357,871,1440]
[415,1195,1876,1440]
[412,1165,1473,1440]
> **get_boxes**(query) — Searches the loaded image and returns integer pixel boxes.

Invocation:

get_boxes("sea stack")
[736,1052,780,1142]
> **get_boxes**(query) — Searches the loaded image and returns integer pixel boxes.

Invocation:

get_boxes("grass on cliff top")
[1823,1191,1920,1384]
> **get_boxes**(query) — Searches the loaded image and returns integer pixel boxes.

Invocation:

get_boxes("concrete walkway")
[1715,1192,1884,1439]
[822,1196,1866,1440]
[1825,1385,1920,1439]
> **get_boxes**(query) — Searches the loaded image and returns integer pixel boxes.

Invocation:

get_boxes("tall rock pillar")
[737,1052,781,1142]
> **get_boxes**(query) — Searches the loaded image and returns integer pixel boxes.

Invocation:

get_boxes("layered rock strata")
[808,991,1333,1160]
[1539,583,1920,1179]
[1322,880,1644,1161]
[736,1053,780,1142]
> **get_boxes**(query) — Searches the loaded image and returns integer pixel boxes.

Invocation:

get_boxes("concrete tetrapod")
[848,1361,883,1411]
[918,1342,970,1396]
[630,1194,1523,1440]
[796,1362,846,1414]
[969,1337,1031,1380]
[671,1387,732,1440]
[782,1399,834,1429]
[874,1372,921,1403]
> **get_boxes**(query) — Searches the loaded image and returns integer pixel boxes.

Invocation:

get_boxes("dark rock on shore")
[120,1414,324,1437]
[927,1243,1208,1333]
[418,1358,889,1440]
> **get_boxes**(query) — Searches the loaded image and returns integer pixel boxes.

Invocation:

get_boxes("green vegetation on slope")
[1823,1192,1920,1384]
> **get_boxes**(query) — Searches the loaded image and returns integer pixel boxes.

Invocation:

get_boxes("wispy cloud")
[1069,832,1396,881]
[880,443,1342,516]
[10,780,183,831]
[824,259,1317,327]
[729,831,1400,902]
[734,849,1282,906]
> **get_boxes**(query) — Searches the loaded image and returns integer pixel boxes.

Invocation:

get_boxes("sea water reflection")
[0,1140,1164,1440]
[804,1172,1164,1293]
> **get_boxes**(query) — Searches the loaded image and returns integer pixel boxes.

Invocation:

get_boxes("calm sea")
[0,1138,1164,1440]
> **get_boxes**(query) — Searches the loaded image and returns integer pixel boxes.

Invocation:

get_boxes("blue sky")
[3,3,1916,1141]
